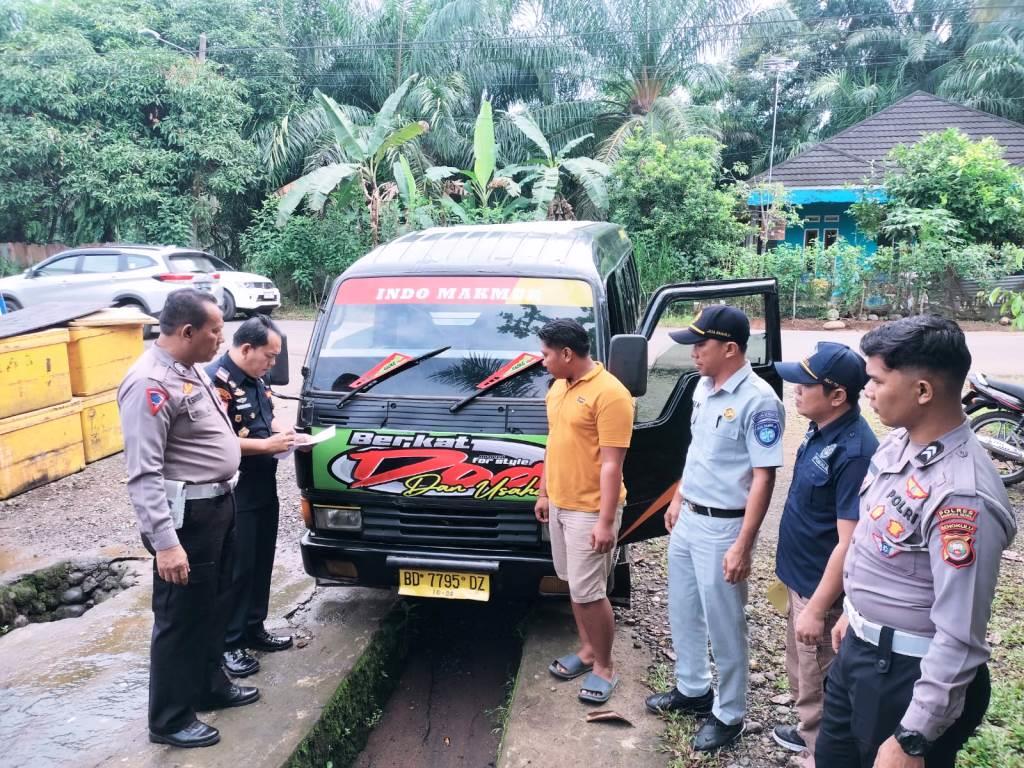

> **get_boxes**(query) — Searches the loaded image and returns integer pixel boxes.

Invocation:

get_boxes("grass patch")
[275,302,320,321]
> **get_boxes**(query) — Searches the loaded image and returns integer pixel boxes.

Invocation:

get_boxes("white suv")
[206,255,281,319]
[0,245,224,320]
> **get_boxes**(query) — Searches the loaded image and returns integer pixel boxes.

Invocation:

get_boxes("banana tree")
[276,75,425,245]
[427,96,526,223]
[505,110,610,220]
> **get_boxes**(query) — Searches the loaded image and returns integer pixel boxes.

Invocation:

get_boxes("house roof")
[752,91,1024,188]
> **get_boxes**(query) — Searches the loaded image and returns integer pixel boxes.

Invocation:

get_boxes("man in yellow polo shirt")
[535,319,634,705]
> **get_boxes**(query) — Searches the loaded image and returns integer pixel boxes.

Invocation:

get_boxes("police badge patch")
[752,410,782,448]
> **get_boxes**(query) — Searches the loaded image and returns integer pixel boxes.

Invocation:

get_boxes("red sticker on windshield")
[350,353,414,389]
[475,353,542,389]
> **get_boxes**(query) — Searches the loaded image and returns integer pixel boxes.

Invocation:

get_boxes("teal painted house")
[748,91,1024,252]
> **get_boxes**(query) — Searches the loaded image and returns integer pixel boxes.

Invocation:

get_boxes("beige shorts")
[548,501,623,604]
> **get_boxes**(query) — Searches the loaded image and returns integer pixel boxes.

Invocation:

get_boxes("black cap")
[669,305,750,346]
[774,341,869,394]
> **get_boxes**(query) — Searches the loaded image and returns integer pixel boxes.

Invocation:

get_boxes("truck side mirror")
[608,334,647,397]
[266,332,290,386]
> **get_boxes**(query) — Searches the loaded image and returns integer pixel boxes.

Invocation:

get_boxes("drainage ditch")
[0,558,142,634]
[287,598,530,768]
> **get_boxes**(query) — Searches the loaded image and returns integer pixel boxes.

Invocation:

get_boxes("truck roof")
[343,221,630,282]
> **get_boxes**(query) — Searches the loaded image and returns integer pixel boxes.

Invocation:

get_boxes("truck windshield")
[311,276,597,398]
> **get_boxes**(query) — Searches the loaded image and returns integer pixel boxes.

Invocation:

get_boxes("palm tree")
[276,76,426,245]
[532,0,746,161]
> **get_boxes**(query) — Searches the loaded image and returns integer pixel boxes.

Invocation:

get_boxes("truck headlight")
[314,505,362,531]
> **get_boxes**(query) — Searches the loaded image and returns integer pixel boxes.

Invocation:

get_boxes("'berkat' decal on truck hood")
[313,428,545,501]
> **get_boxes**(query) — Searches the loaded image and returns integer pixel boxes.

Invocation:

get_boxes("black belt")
[689,503,745,518]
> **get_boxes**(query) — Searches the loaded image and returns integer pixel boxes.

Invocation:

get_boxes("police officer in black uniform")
[207,315,295,678]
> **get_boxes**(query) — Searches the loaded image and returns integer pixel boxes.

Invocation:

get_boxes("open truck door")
[617,278,782,545]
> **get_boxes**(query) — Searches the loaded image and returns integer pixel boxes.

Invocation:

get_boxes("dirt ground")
[621,390,1024,768]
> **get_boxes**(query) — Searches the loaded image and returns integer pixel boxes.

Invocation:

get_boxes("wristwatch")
[893,725,932,756]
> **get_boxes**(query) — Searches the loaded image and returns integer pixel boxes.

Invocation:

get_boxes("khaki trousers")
[785,588,844,756]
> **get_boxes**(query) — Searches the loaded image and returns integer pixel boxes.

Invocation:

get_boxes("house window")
[824,215,840,223]
[804,229,819,249]
[824,229,839,249]
[805,215,821,223]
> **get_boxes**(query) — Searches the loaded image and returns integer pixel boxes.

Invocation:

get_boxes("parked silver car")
[0,245,225,320]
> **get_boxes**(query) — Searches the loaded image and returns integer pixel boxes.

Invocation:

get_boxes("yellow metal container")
[0,329,72,420]
[67,325,144,396]
[0,400,85,500]
[78,389,123,463]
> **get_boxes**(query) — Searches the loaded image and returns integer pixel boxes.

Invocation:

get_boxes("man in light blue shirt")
[645,305,785,752]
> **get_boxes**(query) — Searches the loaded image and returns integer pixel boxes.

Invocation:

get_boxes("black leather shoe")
[772,724,806,752]
[693,714,745,752]
[149,719,220,748]
[197,683,260,711]
[645,687,714,715]
[246,628,293,652]
[223,648,260,677]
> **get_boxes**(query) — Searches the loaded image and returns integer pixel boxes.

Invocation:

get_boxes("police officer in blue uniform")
[771,342,878,765]
[207,315,295,678]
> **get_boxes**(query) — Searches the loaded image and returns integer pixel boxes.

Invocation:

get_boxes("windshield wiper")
[449,353,543,413]
[336,346,451,409]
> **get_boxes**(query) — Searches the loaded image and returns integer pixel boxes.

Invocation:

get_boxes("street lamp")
[138,28,207,63]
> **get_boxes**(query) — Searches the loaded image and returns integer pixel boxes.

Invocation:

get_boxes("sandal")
[578,672,620,704]
[548,653,593,680]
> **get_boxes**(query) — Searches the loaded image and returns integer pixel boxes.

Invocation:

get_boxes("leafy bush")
[609,129,749,286]
[241,198,396,306]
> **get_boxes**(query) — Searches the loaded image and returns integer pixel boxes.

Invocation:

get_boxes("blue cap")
[774,341,869,393]
[669,305,750,346]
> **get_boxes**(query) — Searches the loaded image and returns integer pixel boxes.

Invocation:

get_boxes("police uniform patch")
[906,476,929,500]
[724,407,736,421]
[886,519,905,538]
[183,382,193,395]
[215,367,230,382]
[239,427,250,438]
[752,410,782,448]
[216,387,232,404]
[173,362,189,376]
[577,396,586,404]
[870,505,885,520]
[234,414,242,423]
[942,536,975,568]
[915,441,944,465]
[819,443,837,460]
[146,387,169,415]
[872,532,899,558]
[937,506,978,522]
[234,388,245,397]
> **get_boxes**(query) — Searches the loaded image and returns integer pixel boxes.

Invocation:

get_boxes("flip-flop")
[548,653,593,680]
[578,672,620,704]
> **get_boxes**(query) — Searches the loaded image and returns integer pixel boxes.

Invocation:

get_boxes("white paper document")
[273,425,337,460]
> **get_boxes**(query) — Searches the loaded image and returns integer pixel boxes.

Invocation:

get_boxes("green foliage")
[0,0,278,254]
[881,129,1024,246]
[608,129,749,289]
[991,246,1024,330]
[241,198,392,306]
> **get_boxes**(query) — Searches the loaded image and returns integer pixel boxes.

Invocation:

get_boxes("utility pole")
[139,28,207,63]
[198,33,207,64]
[764,56,791,186]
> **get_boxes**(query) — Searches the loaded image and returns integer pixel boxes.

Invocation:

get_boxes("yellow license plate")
[397,569,490,601]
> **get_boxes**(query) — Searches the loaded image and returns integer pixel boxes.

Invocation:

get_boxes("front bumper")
[235,289,281,311]
[300,532,561,597]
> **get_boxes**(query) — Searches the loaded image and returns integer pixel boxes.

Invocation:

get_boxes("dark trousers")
[816,632,990,768]
[145,494,236,734]
[225,497,280,649]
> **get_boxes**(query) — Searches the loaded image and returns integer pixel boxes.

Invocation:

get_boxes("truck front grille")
[361,505,539,546]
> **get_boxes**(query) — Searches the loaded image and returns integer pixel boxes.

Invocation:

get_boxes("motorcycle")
[962,372,1024,486]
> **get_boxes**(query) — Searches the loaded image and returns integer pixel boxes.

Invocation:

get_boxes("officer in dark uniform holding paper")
[817,316,1017,768]
[118,289,258,749]
[207,315,295,678]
